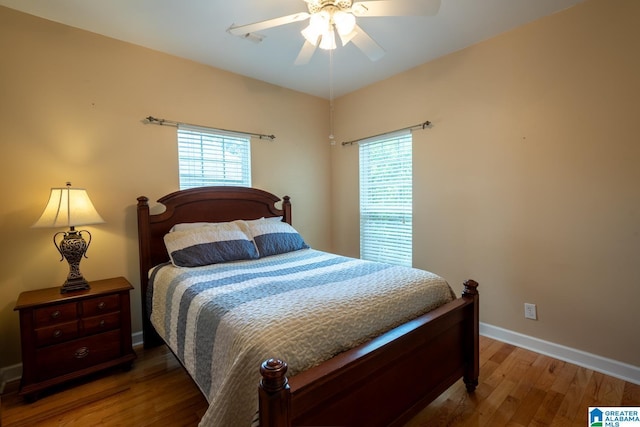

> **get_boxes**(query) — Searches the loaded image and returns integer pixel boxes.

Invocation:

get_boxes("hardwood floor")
[406,336,640,426]
[1,344,208,427]
[2,336,638,426]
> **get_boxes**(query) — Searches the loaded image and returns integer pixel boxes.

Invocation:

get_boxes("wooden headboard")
[136,186,291,346]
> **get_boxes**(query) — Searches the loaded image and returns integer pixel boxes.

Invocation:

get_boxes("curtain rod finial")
[144,116,165,125]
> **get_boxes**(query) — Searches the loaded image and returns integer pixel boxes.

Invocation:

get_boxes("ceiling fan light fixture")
[319,27,337,50]
[333,10,356,35]
[301,25,320,46]
[302,11,330,46]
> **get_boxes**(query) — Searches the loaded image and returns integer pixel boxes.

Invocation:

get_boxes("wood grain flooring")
[2,336,638,426]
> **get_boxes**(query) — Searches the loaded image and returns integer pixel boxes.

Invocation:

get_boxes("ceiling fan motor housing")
[306,0,353,14]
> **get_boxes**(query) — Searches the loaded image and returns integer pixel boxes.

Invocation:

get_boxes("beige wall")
[0,7,331,368]
[2,0,639,374]
[332,0,640,366]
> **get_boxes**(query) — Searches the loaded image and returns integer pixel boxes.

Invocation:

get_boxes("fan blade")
[351,0,441,17]
[338,29,356,46]
[294,40,318,65]
[350,24,385,61]
[228,12,310,36]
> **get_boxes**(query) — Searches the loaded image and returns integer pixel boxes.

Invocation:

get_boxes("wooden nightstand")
[14,276,136,400]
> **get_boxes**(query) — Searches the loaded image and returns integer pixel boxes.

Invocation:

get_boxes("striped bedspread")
[148,248,456,426]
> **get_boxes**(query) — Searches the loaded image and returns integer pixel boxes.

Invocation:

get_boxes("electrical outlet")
[524,303,537,320]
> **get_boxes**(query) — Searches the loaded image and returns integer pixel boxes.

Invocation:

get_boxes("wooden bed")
[137,186,479,427]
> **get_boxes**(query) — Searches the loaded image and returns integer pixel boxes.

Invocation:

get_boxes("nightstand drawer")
[34,302,77,327]
[82,294,120,316]
[35,329,122,381]
[35,320,79,347]
[82,311,120,335]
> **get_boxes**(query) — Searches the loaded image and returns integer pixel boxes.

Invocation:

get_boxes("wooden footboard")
[259,280,479,427]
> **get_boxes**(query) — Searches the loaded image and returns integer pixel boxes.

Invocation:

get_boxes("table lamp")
[32,182,105,293]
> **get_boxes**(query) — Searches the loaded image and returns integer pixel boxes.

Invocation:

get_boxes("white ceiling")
[0,0,584,99]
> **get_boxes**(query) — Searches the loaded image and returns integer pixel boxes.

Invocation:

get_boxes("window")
[359,130,412,266]
[177,124,251,189]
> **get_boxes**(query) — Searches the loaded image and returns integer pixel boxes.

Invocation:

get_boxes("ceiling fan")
[228,0,441,65]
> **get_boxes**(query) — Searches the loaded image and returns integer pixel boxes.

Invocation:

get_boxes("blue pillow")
[164,221,258,267]
[246,219,309,257]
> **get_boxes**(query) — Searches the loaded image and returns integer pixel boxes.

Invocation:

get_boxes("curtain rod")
[143,116,276,140]
[341,121,432,146]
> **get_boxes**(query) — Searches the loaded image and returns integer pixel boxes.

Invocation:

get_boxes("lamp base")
[61,277,91,294]
[55,228,93,294]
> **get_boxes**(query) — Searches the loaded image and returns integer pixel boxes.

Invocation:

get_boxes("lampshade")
[33,184,104,228]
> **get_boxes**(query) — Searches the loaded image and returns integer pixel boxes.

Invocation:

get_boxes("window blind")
[359,130,412,266]
[177,124,251,190]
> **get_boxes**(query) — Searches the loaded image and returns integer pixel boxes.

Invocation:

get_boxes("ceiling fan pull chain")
[329,48,336,145]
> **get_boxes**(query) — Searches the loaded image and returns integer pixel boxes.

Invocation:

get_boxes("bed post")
[462,279,479,392]
[282,196,292,225]
[259,359,291,427]
[136,196,164,348]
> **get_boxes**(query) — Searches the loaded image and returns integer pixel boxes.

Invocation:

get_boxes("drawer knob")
[53,329,63,338]
[51,310,61,319]
[97,301,106,310]
[99,320,106,328]
[74,347,90,359]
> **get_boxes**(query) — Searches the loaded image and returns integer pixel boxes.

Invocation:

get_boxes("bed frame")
[137,186,479,427]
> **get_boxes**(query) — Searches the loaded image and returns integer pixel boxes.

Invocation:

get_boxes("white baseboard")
[0,363,22,394]
[132,331,144,348]
[480,322,640,385]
